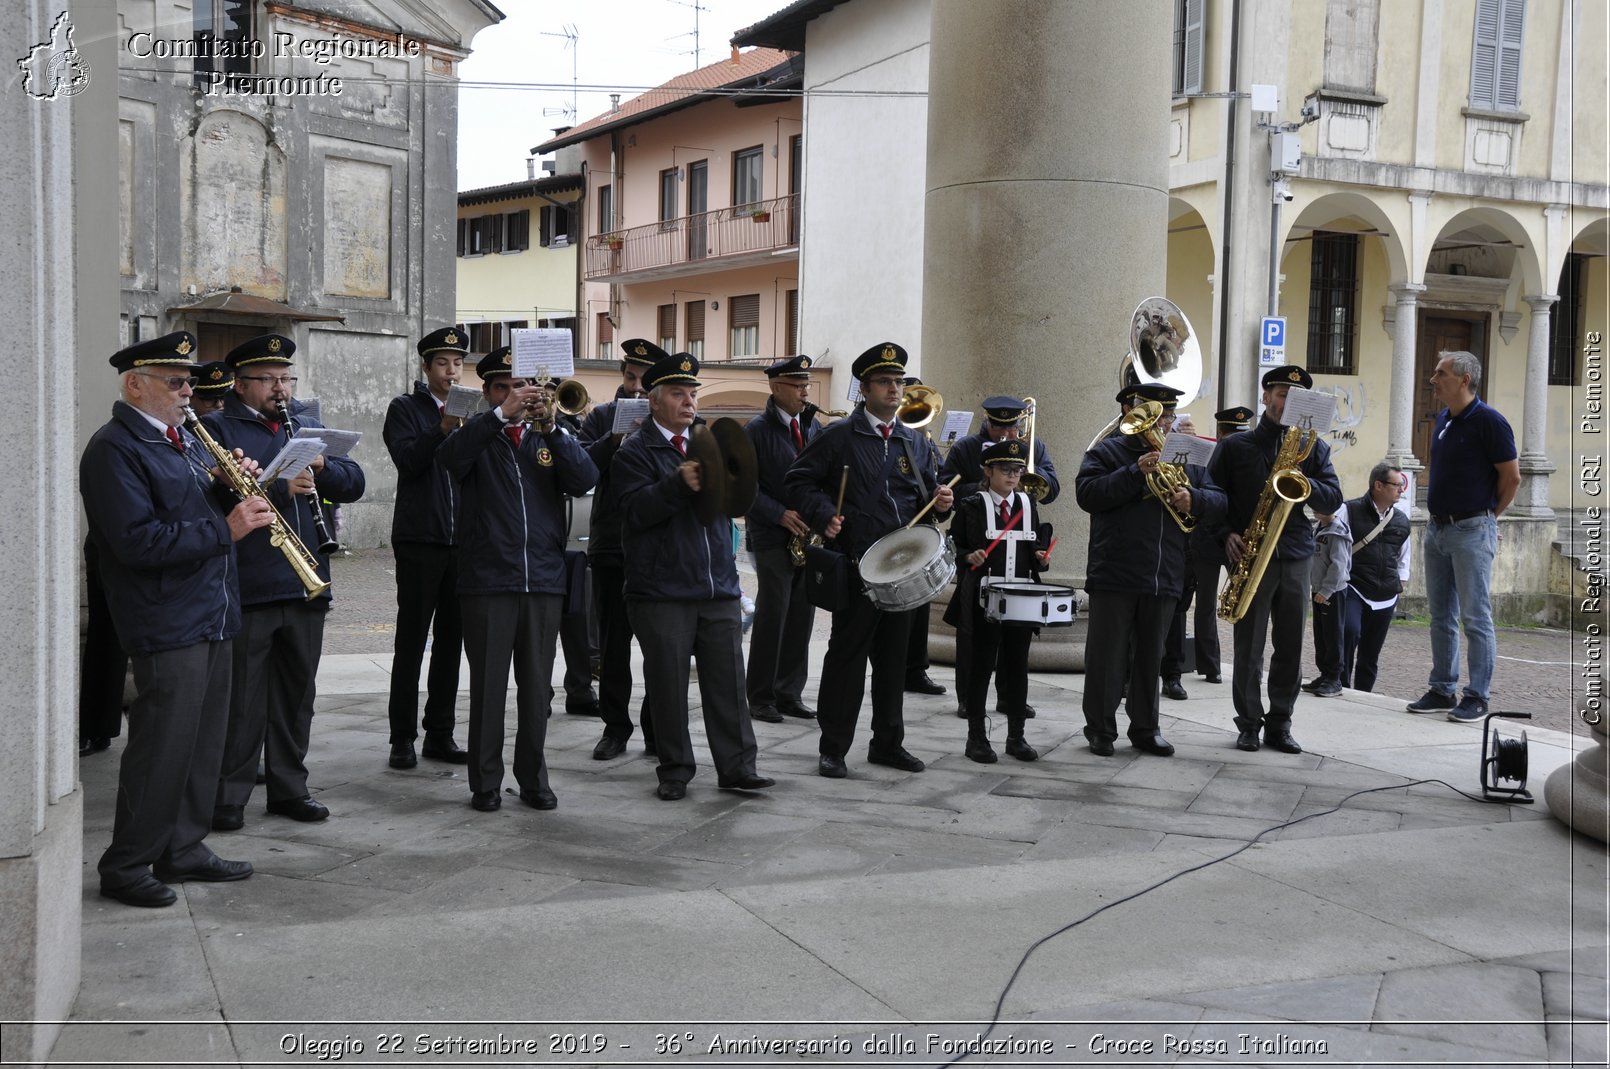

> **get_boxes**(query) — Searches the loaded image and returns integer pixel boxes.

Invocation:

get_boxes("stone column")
[1546,713,1609,844]
[1386,283,1426,482]
[920,0,1170,592]
[1512,294,1560,519]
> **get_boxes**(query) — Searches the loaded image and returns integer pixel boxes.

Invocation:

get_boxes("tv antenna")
[539,24,578,122]
[664,0,710,68]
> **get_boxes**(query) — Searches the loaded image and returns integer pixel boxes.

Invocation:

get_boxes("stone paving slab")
[1371,962,1549,1058]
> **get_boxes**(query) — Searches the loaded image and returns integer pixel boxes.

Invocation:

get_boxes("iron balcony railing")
[584,192,799,280]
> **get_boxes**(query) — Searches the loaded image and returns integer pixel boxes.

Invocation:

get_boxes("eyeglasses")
[138,372,199,391]
[239,375,299,387]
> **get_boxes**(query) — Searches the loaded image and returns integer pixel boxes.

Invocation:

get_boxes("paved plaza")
[50,568,1609,1067]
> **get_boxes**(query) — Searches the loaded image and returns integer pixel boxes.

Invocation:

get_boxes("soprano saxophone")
[1216,425,1316,623]
[183,407,331,599]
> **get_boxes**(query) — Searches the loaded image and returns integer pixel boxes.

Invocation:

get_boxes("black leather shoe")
[100,874,176,908]
[154,855,253,883]
[79,736,110,757]
[1264,729,1303,754]
[389,742,417,769]
[866,746,925,772]
[1130,732,1176,756]
[1202,672,1222,684]
[749,705,784,723]
[779,701,816,719]
[656,780,687,801]
[1088,737,1115,757]
[905,673,946,695]
[519,786,558,810]
[1162,678,1188,701]
[566,699,602,717]
[964,735,998,764]
[591,734,627,761]
[1235,729,1261,752]
[998,703,1036,719]
[818,755,847,779]
[470,790,501,812]
[266,796,329,822]
[421,733,470,764]
[211,805,244,831]
[1004,737,1039,762]
[718,773,776,791]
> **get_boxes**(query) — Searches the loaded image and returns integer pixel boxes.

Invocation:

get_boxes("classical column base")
[1509,452,1558,521]
[1545,714,1610,844]
[0,788,83,1063]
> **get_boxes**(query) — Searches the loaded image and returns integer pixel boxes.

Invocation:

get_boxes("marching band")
[82,305,1360,907]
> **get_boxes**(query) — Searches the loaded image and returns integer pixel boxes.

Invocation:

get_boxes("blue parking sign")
[1259,316,1286,366]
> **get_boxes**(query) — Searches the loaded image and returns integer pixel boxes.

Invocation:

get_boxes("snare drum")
[979,578,1077,627]
[859,526,956,612]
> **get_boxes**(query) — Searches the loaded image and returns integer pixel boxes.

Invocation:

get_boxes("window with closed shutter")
[1549,254,1586,385]
[686,300,706,360]
[596,312,614,360]
[785,289,799,356]
[506,210,530,251]
[457,218,467,257]
[539,206,553,247]
[729,294,760,358]
[1470,0,1525,111]
[658,304,676,352]
[1172,0,1204,97]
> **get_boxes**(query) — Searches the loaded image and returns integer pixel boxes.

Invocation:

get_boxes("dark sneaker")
[1312,680,1343,698]
[1406,689,1457,714]
[1447,695,1489,722]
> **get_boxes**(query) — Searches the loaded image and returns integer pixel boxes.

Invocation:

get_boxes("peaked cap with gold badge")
[619,338,670,369]
[850,342,908,382]
[418,326,470,359]
[192,360,234,395]
[108,331,199,372]
[981,439,1031,467]
[225,333,296,369]
[476,345,513,380]
[1260,364,1313,390]
[643,352,701,390]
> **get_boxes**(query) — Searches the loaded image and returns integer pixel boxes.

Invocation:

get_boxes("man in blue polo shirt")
[1406,351,1520,722]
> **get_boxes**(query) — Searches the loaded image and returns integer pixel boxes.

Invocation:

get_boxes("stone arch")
[1428,205,1544,297]
[1282,189,1410,287]
[180,107,289,299]
[1166,195,1218,405]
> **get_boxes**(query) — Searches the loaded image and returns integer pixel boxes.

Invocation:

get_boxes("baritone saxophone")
[1216,425,1316,623]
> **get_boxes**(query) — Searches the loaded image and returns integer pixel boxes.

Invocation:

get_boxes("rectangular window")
[596,311,614,360]
[1172,0,1204,97]
[733,147,763,208]
[729,293,760,358]
[1305,232,1360,375]
[539,204,574,248]
[1549,253,1586,385]
[467,215,502,256]
[785,289,799,356]
[456,218,467,257]
[597,184,614,234]
[660,169,678,226]
[505,209,530,252]
[658,304,676,352]
[193,0,254,88]
[686,300,706,360]
[1470,0,1525,111]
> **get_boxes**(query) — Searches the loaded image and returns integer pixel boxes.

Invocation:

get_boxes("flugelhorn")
[1119,400,1196,531]
[183,407,330,599]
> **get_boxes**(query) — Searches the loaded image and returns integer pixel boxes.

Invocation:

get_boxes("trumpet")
[1119,400,1196,532]
[183,407,329,599]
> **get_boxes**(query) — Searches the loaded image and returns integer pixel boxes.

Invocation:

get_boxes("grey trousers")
[217,602,324,807]
[461,592,562,795]
[629,598,758,786]
[745,545,814,709]
[100,640,231,888]
[1230,555,1310,732]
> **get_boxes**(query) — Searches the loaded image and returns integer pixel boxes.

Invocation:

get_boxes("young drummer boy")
[943,439,1051,763]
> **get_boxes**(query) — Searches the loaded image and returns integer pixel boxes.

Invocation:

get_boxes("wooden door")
[1413,315,1487,485]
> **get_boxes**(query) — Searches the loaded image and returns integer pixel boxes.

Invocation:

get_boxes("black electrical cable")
[937,777,1506,1068]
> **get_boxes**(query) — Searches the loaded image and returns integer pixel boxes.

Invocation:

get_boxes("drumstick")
[1043,535,1058,563]
[904,474,963,530]
[969,506,1023,571]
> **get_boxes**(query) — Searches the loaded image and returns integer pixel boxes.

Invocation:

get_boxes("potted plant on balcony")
[604,234,623,250]
[747,208,771,223]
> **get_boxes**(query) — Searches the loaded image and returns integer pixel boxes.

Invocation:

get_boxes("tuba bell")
[1086,296,1203,452]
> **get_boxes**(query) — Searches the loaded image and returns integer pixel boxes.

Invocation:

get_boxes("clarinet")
[276,401,341,555]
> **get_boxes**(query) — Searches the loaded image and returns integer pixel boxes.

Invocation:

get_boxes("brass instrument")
[896,384,942,431]
[1119,400,1196,532]
[549,377,589,418]
[182,407,330,599]
[787,405,842,567]
[1087,296,1204,451]
[1216,424,1317,623]
[1018,395,1050,501]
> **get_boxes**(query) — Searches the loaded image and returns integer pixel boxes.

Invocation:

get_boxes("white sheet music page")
[260,438,326,483]
[1280,386,1338,434]
[292,426,361,457]
[1161,431,1216,468]
[610,398,650,435]
[938,410,973,449]
[444,384,482,419]
[511,328,575,380]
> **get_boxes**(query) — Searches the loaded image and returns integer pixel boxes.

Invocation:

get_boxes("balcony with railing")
[584,193,799,283]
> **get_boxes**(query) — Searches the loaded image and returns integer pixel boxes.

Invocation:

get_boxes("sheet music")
[292,426,361,458]
[511,328,575,380]
[444,383,482,418]
[1161,431,1215,468]
[260,438,326,483]
[938,410,973,448]
[845,379,862,405]
[610,398,650,435]
[1281,386,1338,434]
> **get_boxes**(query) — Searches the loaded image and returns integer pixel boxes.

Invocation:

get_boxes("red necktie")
[879,423,891,441]
[165,426,184,453]
[791,417,803,450]
[504,424,523,448]
[263,419,280,435]
[672,433,686,455]
[999,498,1012,530]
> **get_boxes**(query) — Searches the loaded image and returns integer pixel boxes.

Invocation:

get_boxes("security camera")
[1272,177,1295,204]
[1300,95,1320,123]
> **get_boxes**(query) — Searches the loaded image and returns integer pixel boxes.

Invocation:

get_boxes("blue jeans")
[1422,513,1498,700]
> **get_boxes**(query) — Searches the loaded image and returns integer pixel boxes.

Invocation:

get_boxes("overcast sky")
[456,0,791,190]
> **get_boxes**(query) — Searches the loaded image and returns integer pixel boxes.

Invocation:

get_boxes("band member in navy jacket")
[576,340,661,761]
[382,326,468,771]
[205,334,364,832]
[614,353,774,802]
[82,332,273,907]
[742,354,819,724]
[784,342,953,780]
[437,347,598,813]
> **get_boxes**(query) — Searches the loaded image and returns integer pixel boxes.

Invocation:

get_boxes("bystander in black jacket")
[1206,416,1343,562]
[614,421,741,601]
[383,381,458,546]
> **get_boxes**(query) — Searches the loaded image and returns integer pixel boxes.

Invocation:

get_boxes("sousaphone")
[1086,296,1204,450]
[687,417,759,525]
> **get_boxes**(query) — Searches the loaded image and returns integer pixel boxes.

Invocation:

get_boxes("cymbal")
[710,417,758,518]
[686,424,728,526]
